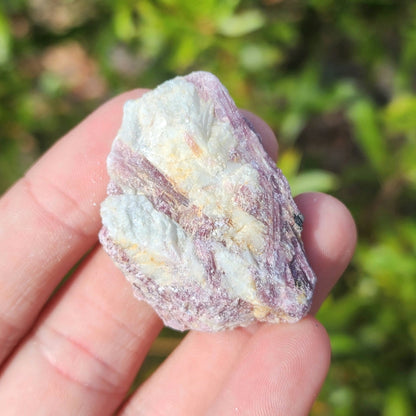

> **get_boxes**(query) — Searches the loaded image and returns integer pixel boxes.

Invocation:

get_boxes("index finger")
[0,89,147,363]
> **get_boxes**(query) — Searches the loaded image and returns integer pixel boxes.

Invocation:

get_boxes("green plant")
[1,1,415,413]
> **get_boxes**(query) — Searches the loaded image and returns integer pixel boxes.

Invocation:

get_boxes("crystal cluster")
[99,71,316,331]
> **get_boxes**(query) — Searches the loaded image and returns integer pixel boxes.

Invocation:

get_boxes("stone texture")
[99,71,316,331]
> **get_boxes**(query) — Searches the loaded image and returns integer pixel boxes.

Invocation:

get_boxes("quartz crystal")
[99,71,316,331]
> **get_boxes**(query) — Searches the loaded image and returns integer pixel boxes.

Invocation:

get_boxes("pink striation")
[99,71,316,331]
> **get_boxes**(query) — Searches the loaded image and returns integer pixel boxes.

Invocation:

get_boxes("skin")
[0,89,356,415]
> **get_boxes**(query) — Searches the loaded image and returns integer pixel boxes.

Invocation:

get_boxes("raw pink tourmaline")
[99,71,316,331]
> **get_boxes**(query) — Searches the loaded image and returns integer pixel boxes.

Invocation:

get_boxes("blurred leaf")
[356,220,416,307]
[290,170,339,195]
[384,94,416,136]
[239,42,282,72]
[136,1,170,58]
[279,148,338,194]
[278,148,302,180]
[113,3,137,41]
[169,34,201,70]
[328,387,355,415]
[217,9,265,37]
[401,145,416,187]
[331,333,360,356]
[318,294,370,330]
[383,387,413,416]
[280,111,306,143]
[397,219,416,249]
[39,72,65,96]
[348,100,388,175]
[0,10,11,65]
[0,140,22,192]
[398,5,416,89]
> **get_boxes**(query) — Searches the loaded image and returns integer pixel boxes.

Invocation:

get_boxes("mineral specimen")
[99,71,316,331]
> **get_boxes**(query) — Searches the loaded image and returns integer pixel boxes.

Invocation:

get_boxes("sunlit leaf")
[290,170,339,195]
[217,9,265,37]
[383,387,413,416]
[239,42,282,72]
[113,4,137,41]
[278,148,302,181]
[0,10,11,65]
[384,94,416,135]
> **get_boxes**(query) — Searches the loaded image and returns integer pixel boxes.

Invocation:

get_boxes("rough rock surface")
[99,71,316,331]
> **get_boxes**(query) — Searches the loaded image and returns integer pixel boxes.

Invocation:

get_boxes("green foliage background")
[1,0,416,414]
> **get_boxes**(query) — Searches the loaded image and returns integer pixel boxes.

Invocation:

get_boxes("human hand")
[0,90,356,415]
